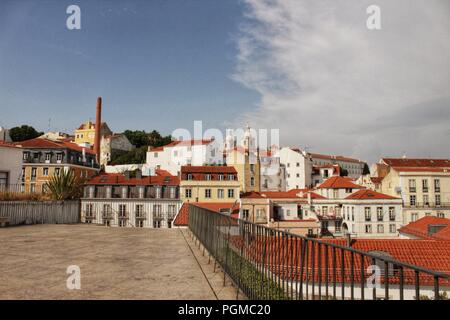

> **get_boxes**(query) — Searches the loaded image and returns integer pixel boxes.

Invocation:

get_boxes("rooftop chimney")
[94,97,102,163]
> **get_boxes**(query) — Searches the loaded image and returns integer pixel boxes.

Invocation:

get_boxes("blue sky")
[0,0,258,135]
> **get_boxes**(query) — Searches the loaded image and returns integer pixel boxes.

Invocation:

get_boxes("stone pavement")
[0,224,242,300]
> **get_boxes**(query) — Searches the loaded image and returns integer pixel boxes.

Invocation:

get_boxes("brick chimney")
[94,97,102,163]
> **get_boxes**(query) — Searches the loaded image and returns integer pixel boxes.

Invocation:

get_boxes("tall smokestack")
[94,97,102,163]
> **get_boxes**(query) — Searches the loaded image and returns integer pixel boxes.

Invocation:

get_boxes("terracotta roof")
[181,166,237,174]
[399,216,450,241]
[173,202,240,226]
[15,138,96,155]
[310,153,364,164]
[84,172,179,186]
[230,237,450,286]
[370,177,384,184]
[0,141,21,149]
[382,158,450,168]
[241,190,326,200]
[317,176,364,189]
[345,189,400,200]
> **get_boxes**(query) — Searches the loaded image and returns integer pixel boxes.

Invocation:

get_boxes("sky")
[1,0,449,163]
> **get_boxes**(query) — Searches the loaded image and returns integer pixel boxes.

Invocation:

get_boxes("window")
[154,152,158,158]
[389,207,395,221]
[296,162,300,167]
[333,190,339,198]
[435,195,441,206]
[153,204,162,214]
[119,204,127,218]
[422,179,428,193]
[365,207,371,221]
[437,212,445,218]
[219,174,224,181]
[185,189,192,198]
[250,177,255,187]
[217,189,224,199]
[287,163,290,168]
[423,195,429,206]
[205,174,212,181]
[121,186,128,199]
[365,225,372,233]
[228,174,235,181]
[31,167,37,180]
[168,205,176,215]
[45,153,51,162]
[345,188,353,193]
[0,172,8,186]
[434,179,440,192]
[250,164,255,172]
[56,153,63,162]
[322,206,328,215]
[389,224,397,233]
[377,225,384,233]
[33,152,39,159]
[335,220,342,232]
[352,207,355,221]
[169,187,176,199]
[228,189,234,198]
[408,179,416,193]
[256,209,265,220]
[377,207,383,221]
[286,209,291,217]
[243,209,249,220]
[187,173,193,180]
[409,195,416,206]
[296,173,300,178]
[155,187,161,199]
[411,213,418,222]
[205,189,211,198]
[23,152,29,160]
[135,204,144,218]
[85,204,93,216]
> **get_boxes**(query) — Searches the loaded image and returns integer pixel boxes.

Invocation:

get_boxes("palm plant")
[44,169,83,200]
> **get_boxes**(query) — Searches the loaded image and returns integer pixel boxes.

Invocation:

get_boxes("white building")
[81,170,181,228]
[146,139,223,176]
[0,142,22,188]
[260,151,286,192]
[0,127,12,142]
[279,147,313,190]
[309,153,367,179]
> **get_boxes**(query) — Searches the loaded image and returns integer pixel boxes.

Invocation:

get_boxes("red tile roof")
[241,190,326,200]
[399,216,450,241]
[173,202,240,226]
[345,189,400,200]
[15,138,96,155]
[317,176,364,189]
[0,141,21,149]
[231,237,450,286]
[382,158,450,168]
[84,172,179,186]
[370,177,384,184]
[310,153,364,164]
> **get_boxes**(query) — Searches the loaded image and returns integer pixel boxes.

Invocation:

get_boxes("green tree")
[148,130,172,147]
[110,146,148,165]
[9,125,43,142]
[123,130,149,148]
[44,169,83,200]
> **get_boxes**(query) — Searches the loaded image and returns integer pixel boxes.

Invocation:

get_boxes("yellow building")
[74,121,112,145]
[377,158,450,224]
[226,147,261,193]
[180,166,240,203]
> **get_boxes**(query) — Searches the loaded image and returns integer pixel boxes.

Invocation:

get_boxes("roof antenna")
[48,118,51,132]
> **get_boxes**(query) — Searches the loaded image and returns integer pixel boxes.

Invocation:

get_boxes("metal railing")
[188,205,450,300]
[404,202,450,209]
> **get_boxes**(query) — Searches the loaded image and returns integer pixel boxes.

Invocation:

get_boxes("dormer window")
[228,175,235,181]
[205,174,212,181]
[23,152,29,160]
[219,174,224,181]
[187,173,193,180]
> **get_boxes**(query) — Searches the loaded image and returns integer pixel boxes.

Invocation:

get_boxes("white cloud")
[232,0,450,162]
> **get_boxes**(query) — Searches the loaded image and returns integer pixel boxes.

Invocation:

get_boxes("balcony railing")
[101,211,114,219]
[404,202,450,209]
[135,211,147,220]
[188,205,449,300]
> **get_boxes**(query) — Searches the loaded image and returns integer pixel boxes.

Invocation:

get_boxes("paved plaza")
[0,224,239,300]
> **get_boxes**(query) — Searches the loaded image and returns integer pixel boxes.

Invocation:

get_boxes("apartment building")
[0,141,22,188]
[378,158,450,224]
[279,147,313,190]
[74,120,112,146]
[309,153,367,179]
[81,170,181,228]
[146,139,223,176]
[179,166,240,203]
[15,138,99,193]
[259,149,286,192]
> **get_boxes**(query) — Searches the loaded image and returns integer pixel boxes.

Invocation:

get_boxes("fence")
[0,201,81,226]
[188,205,450,300]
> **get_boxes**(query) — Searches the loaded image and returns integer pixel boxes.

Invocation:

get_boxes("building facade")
[15,138,99,193]
[378,158,450,224]
[309,153,367,179]
[81,170,181,228]
[180,166,240,203]
[279,147,313,190]
[146,139,223,176]
[99,134,135,167]
[74,121,112,146]
[0,142,22,188]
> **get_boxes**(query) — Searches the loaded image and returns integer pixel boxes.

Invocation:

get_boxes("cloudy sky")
[233,0,450,162]
[0,0,449,163]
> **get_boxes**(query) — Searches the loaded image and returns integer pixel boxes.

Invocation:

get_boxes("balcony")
[101,211,114,219]
[404,202,450,209]
[83,212,96,220]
